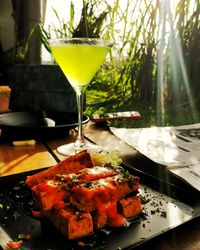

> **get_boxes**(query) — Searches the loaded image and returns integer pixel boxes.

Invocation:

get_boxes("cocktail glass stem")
[74,90,85,152]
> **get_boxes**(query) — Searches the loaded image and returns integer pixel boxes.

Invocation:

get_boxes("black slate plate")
[0,166,198,250]
[0,111,89,141]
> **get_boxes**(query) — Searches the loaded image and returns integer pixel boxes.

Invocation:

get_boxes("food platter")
[1,163,200,250]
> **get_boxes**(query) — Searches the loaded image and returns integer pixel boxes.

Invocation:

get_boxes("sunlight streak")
[0,154,29,176]
[157,0,168,126]
[167,0,197,119]
[157,0,197,125]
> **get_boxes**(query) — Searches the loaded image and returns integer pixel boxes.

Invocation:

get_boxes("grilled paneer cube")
[26,150,95,188]
[70,174,139,212]
[92,202,127,228]
[92,210,108,229]
[31,180,69,211]
[118,195,142,218]
[59,165,118,183]
[50,207,93,240]
[93,195,141,228]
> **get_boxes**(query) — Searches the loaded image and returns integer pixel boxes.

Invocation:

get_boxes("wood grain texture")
[0,141,57,176]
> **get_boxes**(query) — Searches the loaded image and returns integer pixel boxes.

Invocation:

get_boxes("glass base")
[57,142,102,156]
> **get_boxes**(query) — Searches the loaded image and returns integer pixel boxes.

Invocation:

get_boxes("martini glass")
[49,38,112,155]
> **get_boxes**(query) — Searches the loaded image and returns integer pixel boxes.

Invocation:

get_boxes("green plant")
[91,0,160,103]
[96,2,199,102]
[38,0,111,54]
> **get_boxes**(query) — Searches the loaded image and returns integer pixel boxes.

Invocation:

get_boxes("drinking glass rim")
[48,37,113,47]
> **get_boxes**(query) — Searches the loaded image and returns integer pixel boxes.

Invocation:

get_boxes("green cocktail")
[51,43,110,92]
[49,38,112,155]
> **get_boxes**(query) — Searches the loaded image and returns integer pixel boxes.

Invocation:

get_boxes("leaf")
[69,2,75,34]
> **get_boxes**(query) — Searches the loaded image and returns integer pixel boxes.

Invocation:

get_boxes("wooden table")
[0,85,200,250]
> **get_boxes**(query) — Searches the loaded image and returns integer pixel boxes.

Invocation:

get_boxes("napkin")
[110,123,200,167]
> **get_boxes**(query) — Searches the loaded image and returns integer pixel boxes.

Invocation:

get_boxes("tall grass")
[91,0,199,116]
[41,0,200,121]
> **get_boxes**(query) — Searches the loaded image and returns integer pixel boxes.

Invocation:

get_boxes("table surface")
[0,85,200,250]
